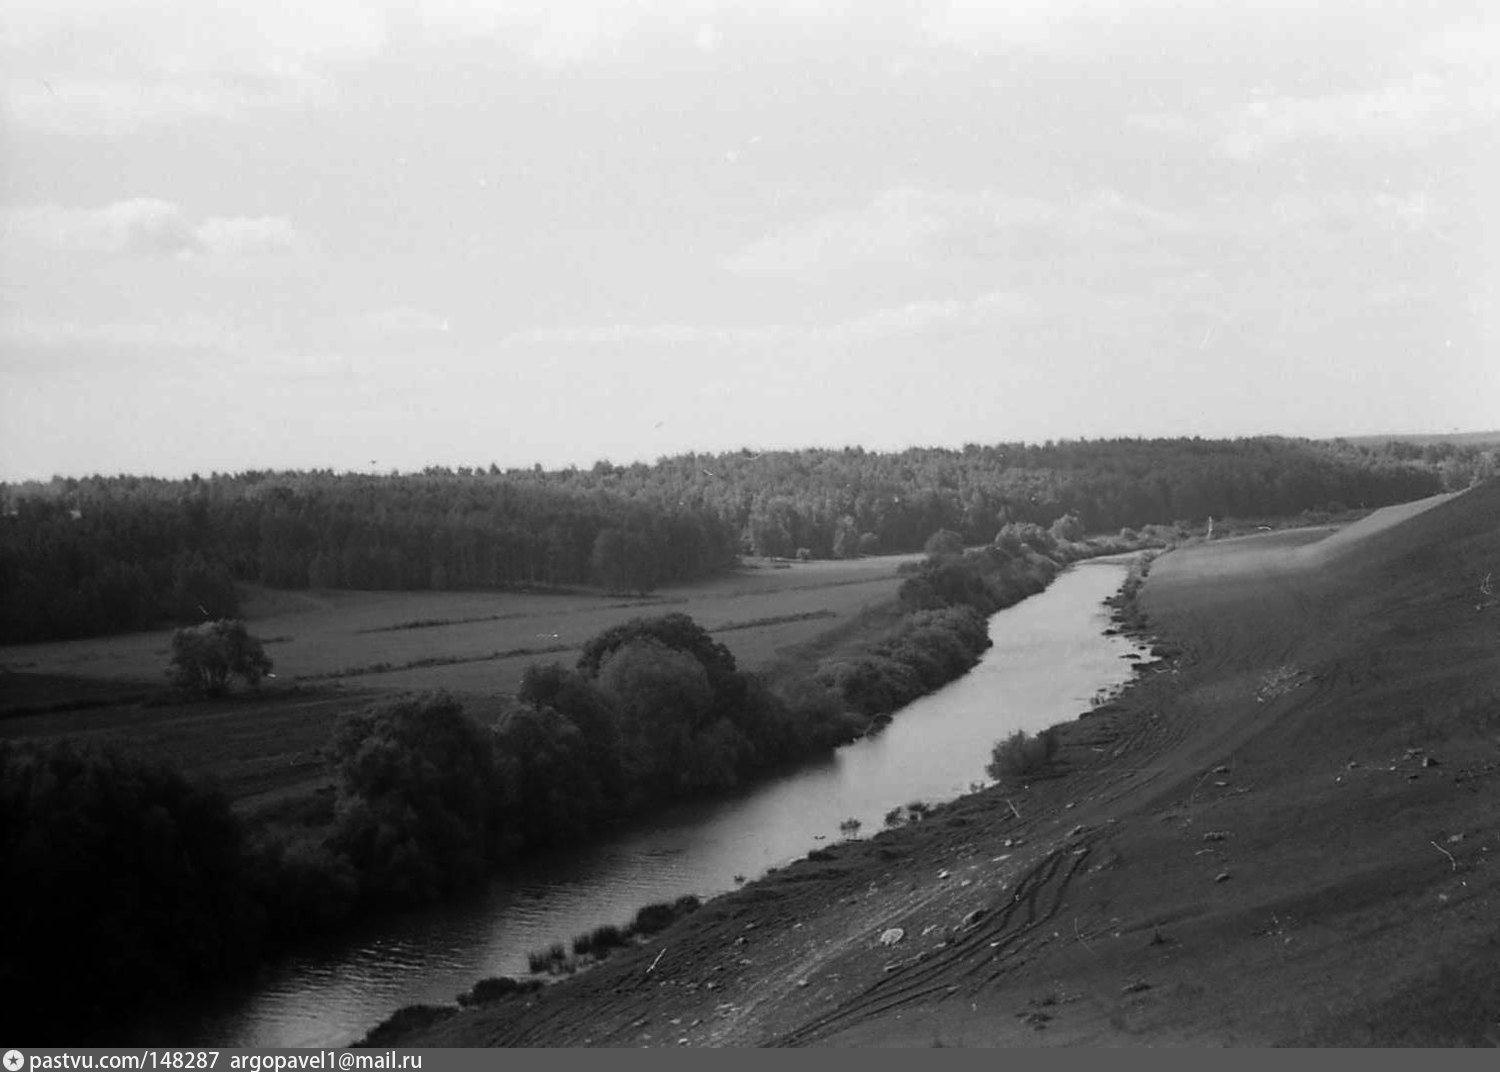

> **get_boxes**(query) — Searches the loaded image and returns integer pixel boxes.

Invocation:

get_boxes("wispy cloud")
[501,288,1031,353]
[1217,76,1479,159]
[1124,15,1500,160]
[2,200,302,259]
[1,0,385,135]
[0,312,242,353]
[358,306,454,337]
[724,185,1195,282]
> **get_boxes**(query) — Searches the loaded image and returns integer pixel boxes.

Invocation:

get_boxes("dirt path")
[386,485,1500,1047]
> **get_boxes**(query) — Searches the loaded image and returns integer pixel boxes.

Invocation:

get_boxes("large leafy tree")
[167,619,272,697]
[594,638,717,794]
[330,692,511,907]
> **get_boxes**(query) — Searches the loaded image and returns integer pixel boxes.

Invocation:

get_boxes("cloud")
[1,0,386,134]
[725,185,1194,282]
[501,288,1031,354]
[921,0,1106,57]
[0,1,882,133]
[0,312,241,353]
[2,200,301,259]
[504,321,786,349]
[812,290,1033,345]
[3,76,332,139]
[1218,76,1468,158]
[1123,14,1500,160]
[359,306,454,336]
[195,216,302,257]
[1257,190,1446,243]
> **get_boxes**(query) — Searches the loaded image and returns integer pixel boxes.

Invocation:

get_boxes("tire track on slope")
[772,838,1097,1046]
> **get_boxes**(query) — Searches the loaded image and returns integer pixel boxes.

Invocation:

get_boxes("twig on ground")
[1074,917,1097,955]
[1186,768,1217,814]
[1005,798,1023,821]
[647,947,667,974]
[1431,840,1457,872]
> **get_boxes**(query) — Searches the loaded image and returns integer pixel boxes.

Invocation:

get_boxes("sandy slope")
[387,483,1500,1048]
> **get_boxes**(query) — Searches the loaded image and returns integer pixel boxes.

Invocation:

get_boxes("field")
[0,554,921,812]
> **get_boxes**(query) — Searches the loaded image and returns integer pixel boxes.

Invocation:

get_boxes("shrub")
[573,923,627,957]
[357,1004,458,1047]
[986,728,1060,783]
[457,976,541,1006]
[526,941,570,974]
[631,901,680,935]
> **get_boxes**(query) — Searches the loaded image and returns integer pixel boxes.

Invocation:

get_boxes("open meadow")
[0,553,921,812]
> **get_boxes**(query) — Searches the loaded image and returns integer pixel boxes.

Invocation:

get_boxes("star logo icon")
[3,1050,24,1072]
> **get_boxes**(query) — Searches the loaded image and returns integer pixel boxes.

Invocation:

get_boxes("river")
[176,556,1147,1047]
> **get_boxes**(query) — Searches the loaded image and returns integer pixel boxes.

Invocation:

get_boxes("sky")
[1,0,1496,480]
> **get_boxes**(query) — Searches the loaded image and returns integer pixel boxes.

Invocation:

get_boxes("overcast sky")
[1,1,1496,480]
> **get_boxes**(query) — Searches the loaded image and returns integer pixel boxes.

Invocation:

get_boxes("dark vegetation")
[0,529,1090,1040]
[4,435,1489,643]
[167,619,273,698]
[0,739,265,1040]
[986,728,1061,784]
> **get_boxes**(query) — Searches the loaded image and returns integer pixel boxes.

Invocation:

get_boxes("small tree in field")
[168,619,272,697]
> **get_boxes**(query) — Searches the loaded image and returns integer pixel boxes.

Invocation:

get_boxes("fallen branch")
[1430,840,1457,872]
[647,946,667,974]
[1005,798,1023,821]
[1074,917,1097,955]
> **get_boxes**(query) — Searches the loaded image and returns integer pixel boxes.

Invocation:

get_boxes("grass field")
[0,554,922,814]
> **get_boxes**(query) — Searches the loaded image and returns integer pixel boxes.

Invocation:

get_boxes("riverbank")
[375,482,1500,1046]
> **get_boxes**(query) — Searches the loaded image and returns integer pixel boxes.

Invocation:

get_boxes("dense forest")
[2,436,1491,643]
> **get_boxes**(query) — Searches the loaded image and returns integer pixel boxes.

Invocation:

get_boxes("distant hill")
[1338,430,1500,448]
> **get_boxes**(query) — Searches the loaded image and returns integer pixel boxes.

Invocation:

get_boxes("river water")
[178,557,1146,1047]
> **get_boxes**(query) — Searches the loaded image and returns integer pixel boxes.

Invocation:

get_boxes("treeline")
[0,474,737,643]
[4,435,1485,643]
[1,536,1088,1040]
[618,436,1481,558]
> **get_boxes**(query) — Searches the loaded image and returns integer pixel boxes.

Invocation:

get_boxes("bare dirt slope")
[392,482,1500,1048]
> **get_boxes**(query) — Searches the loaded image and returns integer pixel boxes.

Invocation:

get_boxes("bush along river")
[179,556,1149,1047]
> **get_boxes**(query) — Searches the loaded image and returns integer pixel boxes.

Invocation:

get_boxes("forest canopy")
[2,435,1489,643]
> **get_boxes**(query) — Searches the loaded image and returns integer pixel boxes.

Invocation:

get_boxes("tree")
[590,527,655,594]
[1048,512,1086,543]
[167,619,272,697]
[594,638,716,794]
[831,516,861,558]
[923,529,965,558]
[0,739,262,1036]
[330,691,511,906]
